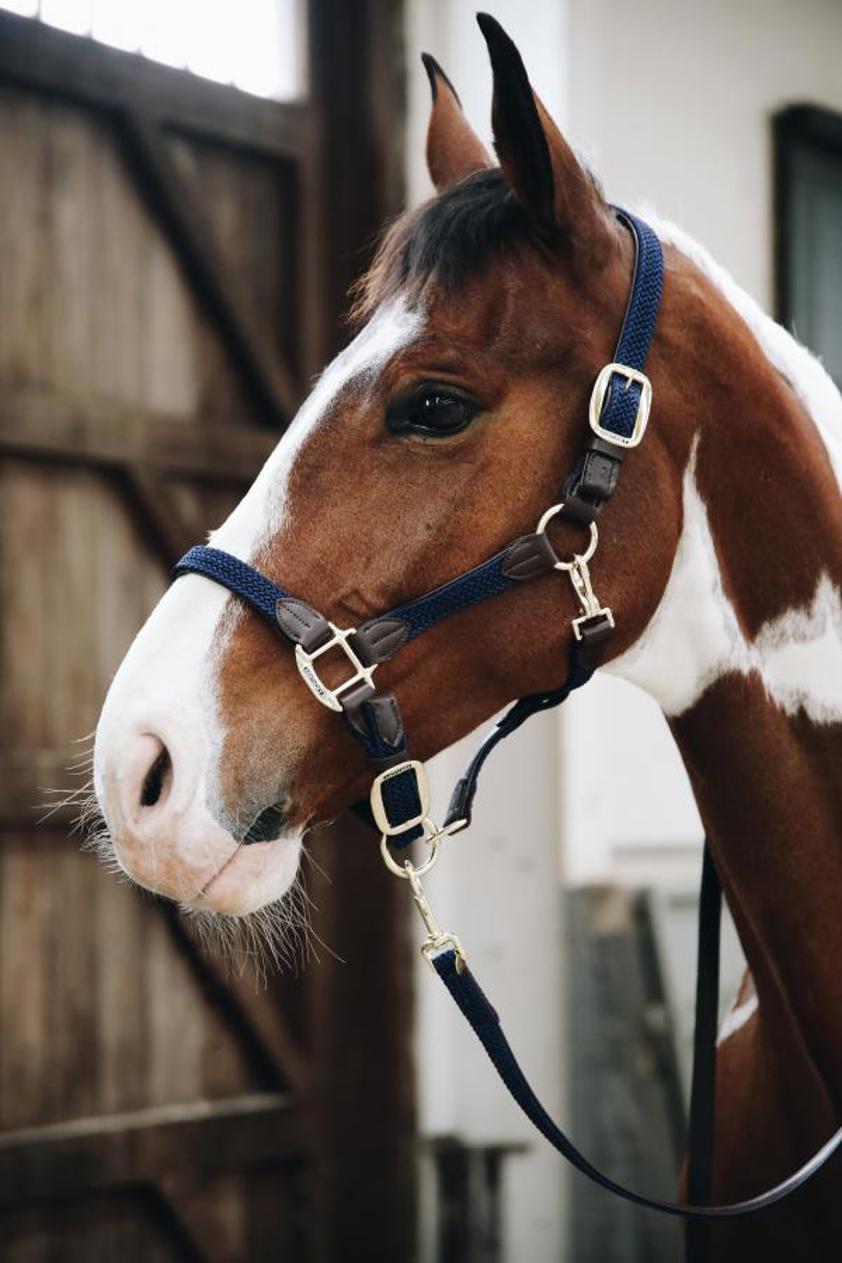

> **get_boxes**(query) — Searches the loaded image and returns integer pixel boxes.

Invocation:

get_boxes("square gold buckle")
[370,759,431,836]
[589,362,652,449]
[294,623,376,712]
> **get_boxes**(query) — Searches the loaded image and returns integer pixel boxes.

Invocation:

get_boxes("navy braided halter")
[174,208,842,1228]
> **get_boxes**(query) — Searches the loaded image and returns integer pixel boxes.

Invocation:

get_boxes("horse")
[93,13,842,1260]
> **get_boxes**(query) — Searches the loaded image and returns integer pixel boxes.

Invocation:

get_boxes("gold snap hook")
[377,795,467,969]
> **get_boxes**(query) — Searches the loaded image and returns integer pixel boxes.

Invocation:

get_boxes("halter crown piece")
[174,210,842,1232]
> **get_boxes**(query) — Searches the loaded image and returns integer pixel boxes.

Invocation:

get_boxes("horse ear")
[476,13,610,250]
[422,52,492,192]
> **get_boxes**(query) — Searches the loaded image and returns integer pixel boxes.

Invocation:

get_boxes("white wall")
[569,0,842,311]
[404,7,570,1262]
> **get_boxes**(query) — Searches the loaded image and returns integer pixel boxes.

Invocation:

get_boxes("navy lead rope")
[431,931,842,1221]
[173,208,842,1234]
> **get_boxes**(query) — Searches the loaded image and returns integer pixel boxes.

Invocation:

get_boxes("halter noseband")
[173,209,842,1229]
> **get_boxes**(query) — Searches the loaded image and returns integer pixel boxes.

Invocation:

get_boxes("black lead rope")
[430,845,842,1224]
[686,845,722,1260]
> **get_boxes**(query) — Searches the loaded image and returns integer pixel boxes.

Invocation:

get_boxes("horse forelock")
[351,168,547,324]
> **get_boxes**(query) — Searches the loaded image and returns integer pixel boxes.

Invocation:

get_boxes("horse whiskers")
[39,736,98,825]
[37,778,99,828]
[179,866,316,984]
[298,845,344,966]
[69,779,116,866]
[299,831,332,884]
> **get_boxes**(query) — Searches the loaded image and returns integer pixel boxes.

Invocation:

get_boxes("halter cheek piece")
[175,209,842,1231]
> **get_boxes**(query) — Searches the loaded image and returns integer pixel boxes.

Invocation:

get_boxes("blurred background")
[0,1,840,1261]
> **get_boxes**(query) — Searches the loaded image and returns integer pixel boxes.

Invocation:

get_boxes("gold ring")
[535,504,599,571]
[380,820,442,879]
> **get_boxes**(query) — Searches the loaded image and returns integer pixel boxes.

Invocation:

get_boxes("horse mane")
[350,167,537,323]
[644,209,842,488]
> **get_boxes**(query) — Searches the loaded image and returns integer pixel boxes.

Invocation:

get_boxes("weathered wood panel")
[0,4,413,1258]
[0,56,312,1256]
[0,1097,310,1260]
[167,132,302,395]
[0,832,277,1131]
[0,84,256,425]
[0,7,309,160]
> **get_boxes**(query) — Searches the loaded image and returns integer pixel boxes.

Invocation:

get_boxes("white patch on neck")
[210,297,423,561]
[607,439,842,721]
[718,991,759,1045]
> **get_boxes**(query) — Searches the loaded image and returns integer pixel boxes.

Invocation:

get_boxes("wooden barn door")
[0,5,414,1261]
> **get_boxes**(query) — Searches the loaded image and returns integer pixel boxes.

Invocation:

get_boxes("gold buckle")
[370,759,431,836]
[589,362,652,449]
[294,623,376,712]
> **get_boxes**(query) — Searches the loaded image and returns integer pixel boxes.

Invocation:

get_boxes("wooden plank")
[0,834,50,1133]
[120,466,202,569]
[0,1094,307,1206]
[0,86,242,427]
[0,10,310,160]
[0,386,276,482]
[168,132,303,400]
[3,1185,206,1263]
[160,1165,309,1262]
[0,749,103,830]
[42,833,101,1124]
[308,0,407,358]
[117,110,299,427]
[161,1174,247,1263]
[96,854,150,1119]
[304,5,416,1261]
[306,815,417,1263]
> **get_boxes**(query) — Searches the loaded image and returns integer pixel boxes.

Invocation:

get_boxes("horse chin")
[106,808,304,918]
[189,834,304,917]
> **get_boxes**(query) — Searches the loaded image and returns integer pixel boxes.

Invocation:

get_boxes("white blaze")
[94,298,423,911]
[210,298,423,562]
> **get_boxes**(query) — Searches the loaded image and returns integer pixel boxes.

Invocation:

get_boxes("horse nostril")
[140,745,172,808]
[243,803,288,845]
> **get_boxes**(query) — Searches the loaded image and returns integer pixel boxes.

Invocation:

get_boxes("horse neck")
[609,260,842,1102]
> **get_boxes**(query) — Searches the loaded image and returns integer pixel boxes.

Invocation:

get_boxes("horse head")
[93,16,690,917]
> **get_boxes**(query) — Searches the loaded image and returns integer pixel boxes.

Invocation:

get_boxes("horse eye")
[388,386,478,437]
